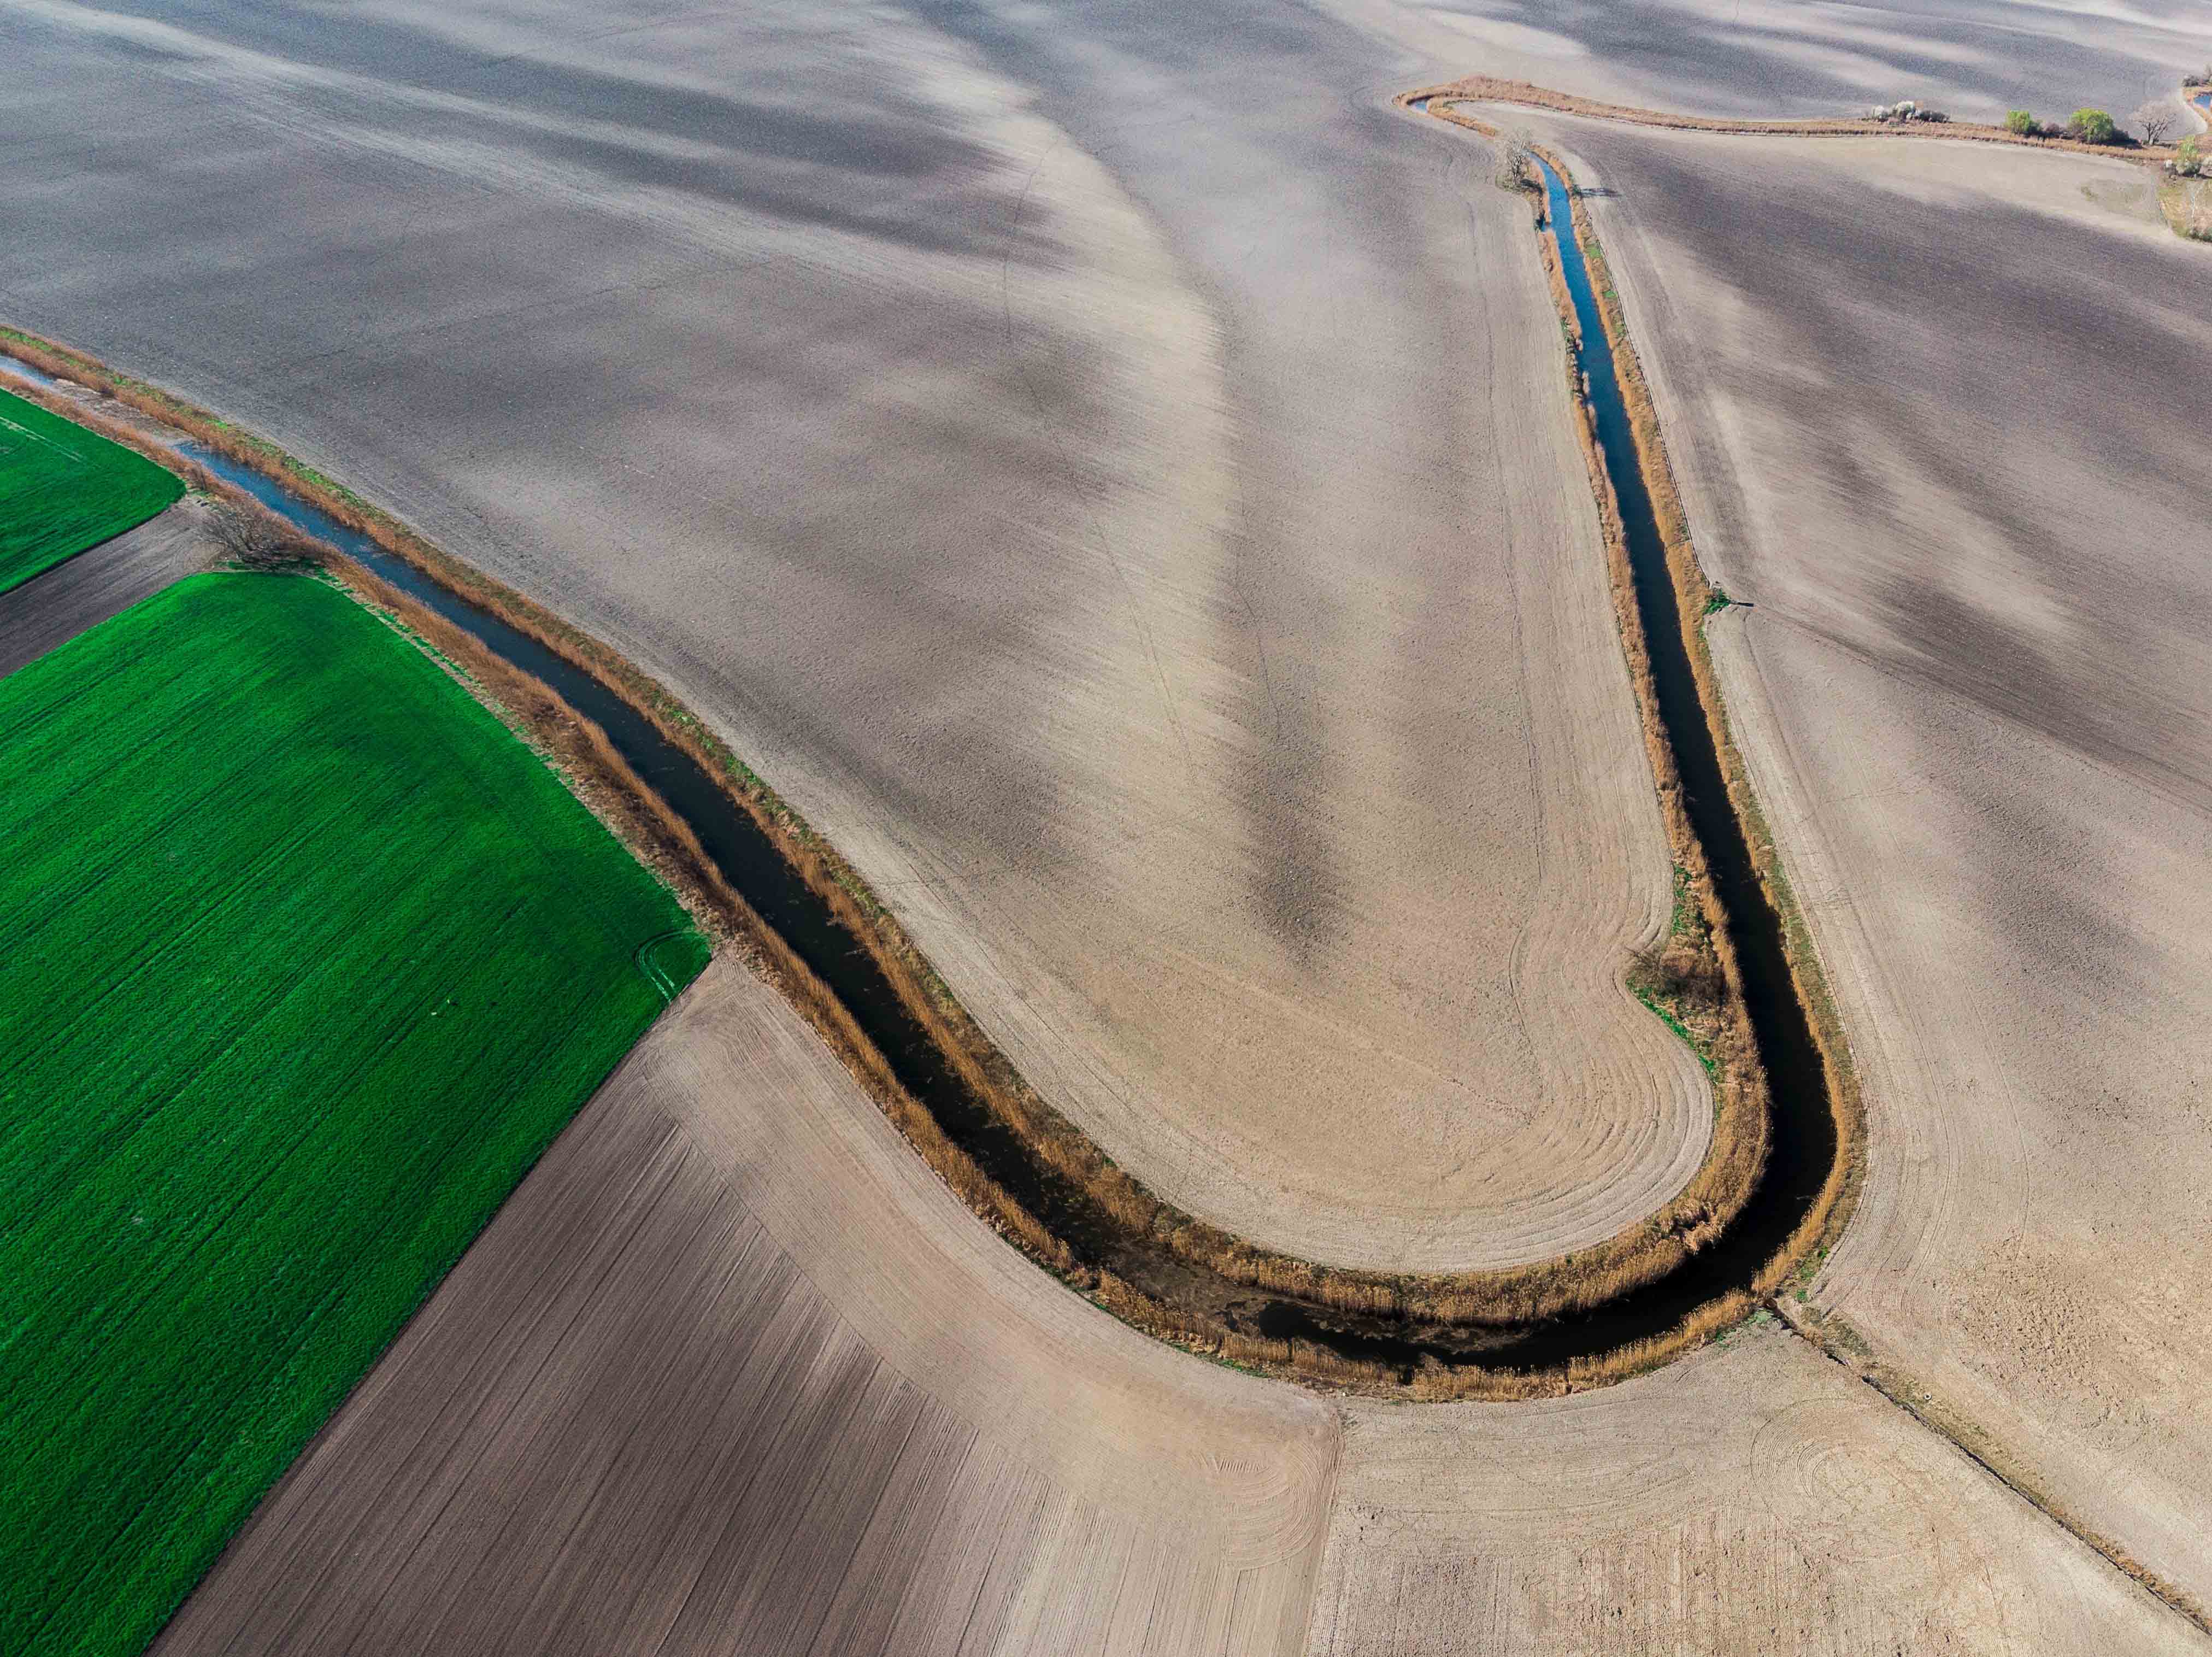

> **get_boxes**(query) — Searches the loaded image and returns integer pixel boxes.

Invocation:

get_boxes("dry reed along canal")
[175,187,1843,1380]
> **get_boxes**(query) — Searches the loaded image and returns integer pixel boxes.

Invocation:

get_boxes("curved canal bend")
[8,150,1845,1382]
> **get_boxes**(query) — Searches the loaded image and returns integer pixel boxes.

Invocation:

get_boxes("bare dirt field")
[1327,0,2210,128]
[0,0,1710,1272]
[141,956,2209,1656]
[15,0,2212,1648]
[0,500,205,675]
[1515,116,2212,1611]
[1306,1325,2200,1654]
[151,960,1339,1656]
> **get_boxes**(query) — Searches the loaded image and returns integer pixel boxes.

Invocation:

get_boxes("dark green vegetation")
[0,574,707,1657]
[1629,866,1723,1082]
[0,384,181,594]
[2068,107,2116,144]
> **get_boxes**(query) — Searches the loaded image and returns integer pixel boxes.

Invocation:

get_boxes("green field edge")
[0,572,709,1657]
[0,379,183,595]
[0,324,1814,1401]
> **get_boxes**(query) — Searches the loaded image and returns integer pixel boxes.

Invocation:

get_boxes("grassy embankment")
[0,383,179,591]
[0,321,1772,1396]
[1630,866,1722,1080]
[1409,74,2185,161]
[2158,92,2212,241]
[0,574,707,1657]
[0,331,1802,1399]
[1411,93,1866,1312]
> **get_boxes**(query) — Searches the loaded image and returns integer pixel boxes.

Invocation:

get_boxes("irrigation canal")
[6,184,1844,1380]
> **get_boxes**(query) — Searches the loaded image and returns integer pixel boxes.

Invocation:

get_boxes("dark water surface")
[1505,160,1840,1338]
[12,203,1841,1374]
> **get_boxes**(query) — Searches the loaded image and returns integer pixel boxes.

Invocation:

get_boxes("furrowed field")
[0,385,181,593]
[0,573,708,1657]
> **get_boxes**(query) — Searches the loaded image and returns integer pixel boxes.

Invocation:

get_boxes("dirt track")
[0,0,1715,1274]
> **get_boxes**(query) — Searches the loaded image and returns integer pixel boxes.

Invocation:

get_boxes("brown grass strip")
[1403,76,2185,162]
[0,324,1811,1396]
[1405,97,1868,1306]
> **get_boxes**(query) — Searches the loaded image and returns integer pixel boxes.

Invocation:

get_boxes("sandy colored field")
[16,0,2212,1646]
[142,959,2204,1655]
[0,0,1713,1273]
[1304,1325,2200,1653]
[0,501,204,676]
[1323,0,2209,130]
[1502,116,2212,1609]
[151,960,1337,1657]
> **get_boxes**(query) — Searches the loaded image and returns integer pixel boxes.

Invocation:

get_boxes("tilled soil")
[0,502,205,675]
[150,962,1339,1657]
[1305,1326,2199,1653]
[1552,118,2212,1613]
[0,0,1705,1275]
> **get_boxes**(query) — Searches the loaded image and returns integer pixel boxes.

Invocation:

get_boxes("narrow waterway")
[4,202,1844,1380]
[1525,155,1837,1309]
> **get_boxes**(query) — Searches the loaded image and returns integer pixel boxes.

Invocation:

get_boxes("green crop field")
[0,573,708,1657]
[0,384,183,593]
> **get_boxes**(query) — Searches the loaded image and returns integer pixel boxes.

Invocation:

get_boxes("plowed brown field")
[1538,117,2212,1613]
[152,962,1339,1657]
[0,0,1705,1275]
[1306,1327,2197,1653]
[0,502,201,676]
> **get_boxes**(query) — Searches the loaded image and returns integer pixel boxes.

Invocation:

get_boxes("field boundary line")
[1402,75,2191,164]
[1406,91,1870,1326]
[0,316,1837,1398]
[1776,1304,2212,1642]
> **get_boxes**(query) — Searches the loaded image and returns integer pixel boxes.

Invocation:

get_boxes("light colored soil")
[1304,1324,2201,1653]
[0,500,206,675]
[0,0,1709,1272]
[22,0,2212,1642]
[1320,0,2207,129]
[1543,118,2212,1611]
[151,960,1338,1656]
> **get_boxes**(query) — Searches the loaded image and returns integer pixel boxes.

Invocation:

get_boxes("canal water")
[1525,157,1837,1324]
[4,194,1844,1377]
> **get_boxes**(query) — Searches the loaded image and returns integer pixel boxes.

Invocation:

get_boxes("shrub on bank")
[2067,107,2117,144]
[2005,109,2040,137]
[1868,98,1948,124]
